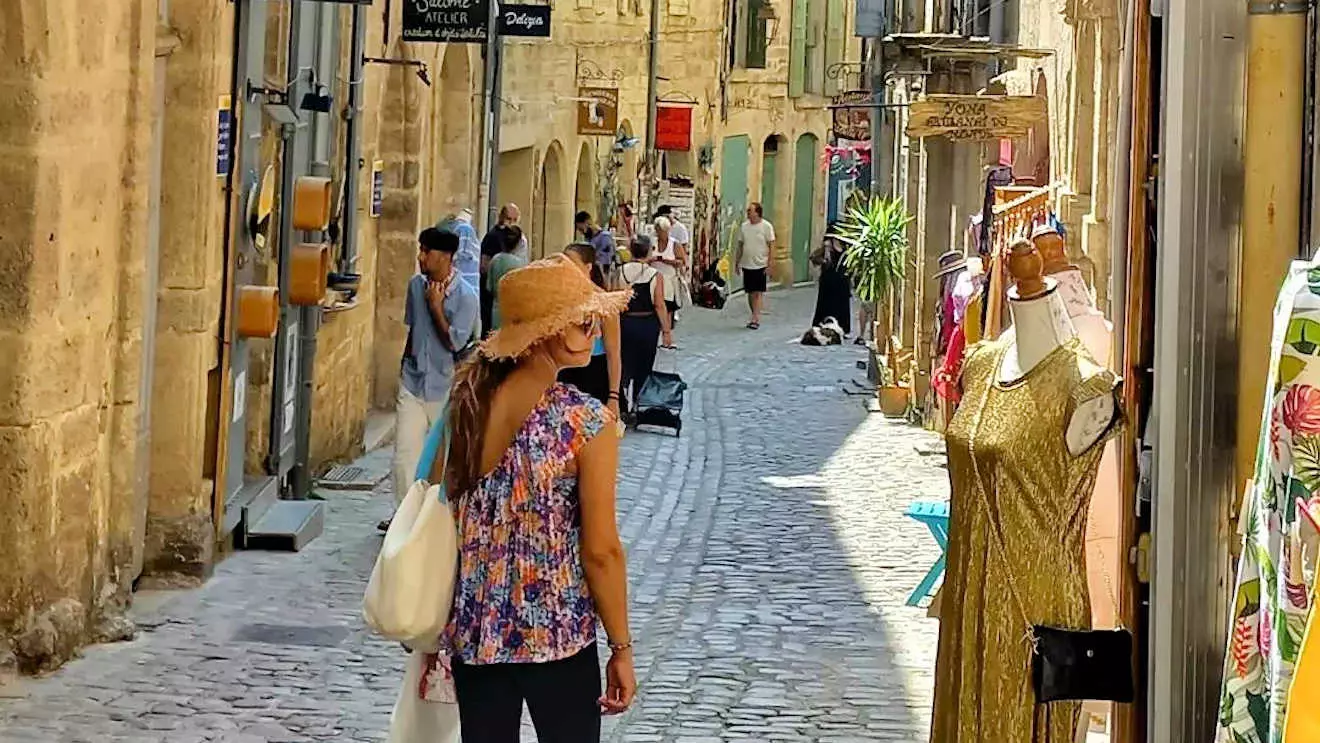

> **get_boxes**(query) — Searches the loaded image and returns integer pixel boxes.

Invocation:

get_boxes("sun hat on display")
[481,255,630,360]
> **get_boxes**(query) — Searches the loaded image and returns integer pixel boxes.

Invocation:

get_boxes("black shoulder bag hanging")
[963,370,1136,705]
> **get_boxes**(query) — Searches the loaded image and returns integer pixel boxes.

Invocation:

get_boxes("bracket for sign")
[576,56,624,85]
[363,57,433,86]
[658,90,699,106]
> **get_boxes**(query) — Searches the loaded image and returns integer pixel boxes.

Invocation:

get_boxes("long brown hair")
[438,353,516,496]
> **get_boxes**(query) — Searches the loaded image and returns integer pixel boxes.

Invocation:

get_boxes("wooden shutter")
[789,0,808,97]
[826,0,847,95]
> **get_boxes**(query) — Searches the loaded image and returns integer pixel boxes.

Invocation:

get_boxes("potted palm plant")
[834,196,913,418]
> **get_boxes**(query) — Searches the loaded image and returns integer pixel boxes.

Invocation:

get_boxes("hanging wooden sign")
[577,87,619,136]
[831,90,872,141]
[905,94,1047,142]
[403,0,489,42]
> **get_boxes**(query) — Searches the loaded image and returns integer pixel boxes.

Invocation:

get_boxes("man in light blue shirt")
[385,228,479,530]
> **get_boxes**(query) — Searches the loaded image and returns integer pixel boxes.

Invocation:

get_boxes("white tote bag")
[363,409,458,650]
[388,651,459,743]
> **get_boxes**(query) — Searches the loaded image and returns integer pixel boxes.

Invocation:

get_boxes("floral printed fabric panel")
[1218,262,1320,743]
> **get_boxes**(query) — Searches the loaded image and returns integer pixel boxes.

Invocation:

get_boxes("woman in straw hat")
[435,255,636,741]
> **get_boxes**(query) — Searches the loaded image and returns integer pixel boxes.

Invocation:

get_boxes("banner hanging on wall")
[655,105,693,151]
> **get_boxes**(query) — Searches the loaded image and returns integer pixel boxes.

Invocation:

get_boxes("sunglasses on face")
[576,318,601,337]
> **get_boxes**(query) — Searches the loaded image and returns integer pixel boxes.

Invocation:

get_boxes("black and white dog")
[800,317,846,346]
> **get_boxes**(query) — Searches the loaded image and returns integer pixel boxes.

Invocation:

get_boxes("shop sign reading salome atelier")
[905,94,1046,142]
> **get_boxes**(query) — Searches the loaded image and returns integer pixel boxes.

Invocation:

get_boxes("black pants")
[620,314,661,414]
[558,353,611,406]
[451,645,602,743]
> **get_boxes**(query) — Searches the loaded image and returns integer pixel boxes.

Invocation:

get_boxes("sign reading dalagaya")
[905,95,1046,142]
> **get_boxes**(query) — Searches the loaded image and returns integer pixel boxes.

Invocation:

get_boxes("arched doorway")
[573,141,597,230]
[719,135,752,289]
[533,141,568,258]
[433,45,473,215]
[791,133,820,283]
[759,134,789,231]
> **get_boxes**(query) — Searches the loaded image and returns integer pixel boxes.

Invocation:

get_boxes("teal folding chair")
[904,500,950,607]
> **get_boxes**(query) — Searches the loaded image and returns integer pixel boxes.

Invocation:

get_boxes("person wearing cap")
[437,256,636,740]
[384,228,479,532]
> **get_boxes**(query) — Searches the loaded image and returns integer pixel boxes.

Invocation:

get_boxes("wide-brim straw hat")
[482,255,631,360]
[933,251,968,278]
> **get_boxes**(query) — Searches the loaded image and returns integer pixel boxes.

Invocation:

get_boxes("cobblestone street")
[0,288,949,743]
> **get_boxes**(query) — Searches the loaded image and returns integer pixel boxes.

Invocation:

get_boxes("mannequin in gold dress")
[930,240,1121,743]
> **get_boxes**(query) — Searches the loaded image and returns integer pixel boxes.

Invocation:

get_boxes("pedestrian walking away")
[735,202,775,330]
[439,256,636,743]
[560,242,624,417]
[617,235,673,424]
[383,227,479,533]
[486,225,528,332]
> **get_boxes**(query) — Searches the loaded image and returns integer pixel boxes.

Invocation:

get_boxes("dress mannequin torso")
[999,251,1115,456]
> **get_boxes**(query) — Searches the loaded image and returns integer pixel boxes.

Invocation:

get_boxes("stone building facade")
[0,0,853,674]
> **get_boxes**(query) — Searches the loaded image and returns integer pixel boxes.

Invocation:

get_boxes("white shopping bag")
[389,651,459,743]
[653,344,680,376]
[363,478,458,649]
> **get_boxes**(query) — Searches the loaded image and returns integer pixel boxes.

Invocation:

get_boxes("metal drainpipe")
[340,3,366,273]
[1108,0,1135,336]
[292,1,323,501]
[1236,0,1308,492]
[644,0,661,211]
[268,0,306,479]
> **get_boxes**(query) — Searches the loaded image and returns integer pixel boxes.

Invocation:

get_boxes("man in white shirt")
[734,202,775,329]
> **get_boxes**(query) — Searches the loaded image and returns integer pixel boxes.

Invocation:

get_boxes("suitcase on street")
[634,346,685,435]
[634,370,686,435]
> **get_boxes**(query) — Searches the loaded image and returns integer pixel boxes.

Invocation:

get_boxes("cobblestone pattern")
[0,290,948,742]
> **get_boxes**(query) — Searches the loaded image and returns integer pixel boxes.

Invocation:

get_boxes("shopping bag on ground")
[388,651,459,743]
[364,408,458,650]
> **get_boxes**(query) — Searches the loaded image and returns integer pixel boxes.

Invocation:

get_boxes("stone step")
[243,500,325,552]
[221,476,279,543]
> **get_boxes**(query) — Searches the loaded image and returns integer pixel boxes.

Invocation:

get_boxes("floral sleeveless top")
[444,383,612,665]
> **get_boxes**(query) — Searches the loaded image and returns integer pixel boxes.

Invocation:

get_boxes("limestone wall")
[0,0,157,672]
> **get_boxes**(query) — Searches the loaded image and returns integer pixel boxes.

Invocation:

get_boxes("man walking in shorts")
[734,202,775,329]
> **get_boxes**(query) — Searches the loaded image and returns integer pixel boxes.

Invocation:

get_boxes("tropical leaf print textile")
[1217,261,1320,743]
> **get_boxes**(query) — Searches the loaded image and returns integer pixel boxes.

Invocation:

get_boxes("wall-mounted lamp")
[363,57,432,87]
[757,2,781,41]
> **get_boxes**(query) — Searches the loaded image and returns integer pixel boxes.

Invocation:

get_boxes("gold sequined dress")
[930,337,1121,743]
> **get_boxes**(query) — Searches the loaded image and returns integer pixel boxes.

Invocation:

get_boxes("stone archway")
[532,141,569,258]
[573,141,597,229]
[791,132,820,283]
[432,44,473,215]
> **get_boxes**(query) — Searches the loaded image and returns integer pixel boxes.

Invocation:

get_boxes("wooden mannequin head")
[1008,238,1049,300]
[1031,226,1074,275]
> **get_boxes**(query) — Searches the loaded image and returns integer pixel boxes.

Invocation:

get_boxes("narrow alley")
[0,289,949,743]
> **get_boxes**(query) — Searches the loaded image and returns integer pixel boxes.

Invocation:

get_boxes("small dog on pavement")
[800,317,845,346]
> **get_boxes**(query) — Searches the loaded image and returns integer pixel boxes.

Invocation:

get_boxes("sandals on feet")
[746,322,760,330]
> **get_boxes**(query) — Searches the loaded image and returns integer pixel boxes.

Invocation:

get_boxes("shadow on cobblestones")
[0,289,944,743]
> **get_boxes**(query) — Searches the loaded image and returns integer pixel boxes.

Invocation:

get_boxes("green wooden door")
[720,135,752,290]
[761,150,777,227]
[792,133,818,283]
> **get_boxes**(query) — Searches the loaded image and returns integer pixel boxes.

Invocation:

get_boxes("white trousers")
[393,383,446,507]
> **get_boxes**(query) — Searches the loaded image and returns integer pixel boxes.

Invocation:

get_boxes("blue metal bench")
[905,500,950,607]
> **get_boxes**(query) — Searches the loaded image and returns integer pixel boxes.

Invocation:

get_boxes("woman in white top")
[648,217,689,319]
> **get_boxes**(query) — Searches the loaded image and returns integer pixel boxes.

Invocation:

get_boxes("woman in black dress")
[617,235,674,420]
[811,225,852,335]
